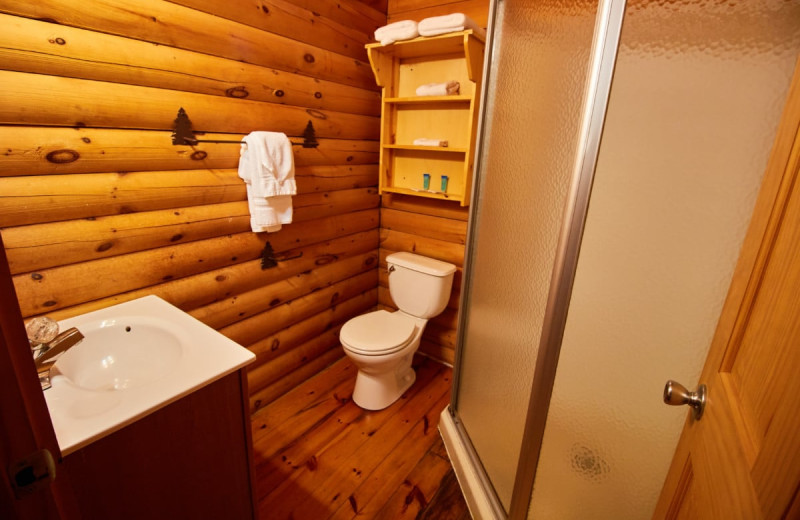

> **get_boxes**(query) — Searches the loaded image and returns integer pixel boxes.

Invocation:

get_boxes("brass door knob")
[663,380,706,420]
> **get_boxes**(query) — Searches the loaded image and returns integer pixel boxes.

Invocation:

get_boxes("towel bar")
[171,107,319,148]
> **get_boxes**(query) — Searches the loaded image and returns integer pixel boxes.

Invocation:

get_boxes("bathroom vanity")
[42,296,257,519]
[61,369,256,519]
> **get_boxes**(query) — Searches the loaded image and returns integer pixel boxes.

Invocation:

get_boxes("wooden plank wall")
[388,0,489,26]
[0,0,386,414]
[380,0,490,364]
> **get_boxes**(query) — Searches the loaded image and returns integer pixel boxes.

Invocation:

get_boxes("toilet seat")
[340,310,417,356]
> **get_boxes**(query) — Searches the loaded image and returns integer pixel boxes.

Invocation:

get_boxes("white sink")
[44,295,255,455]
[54,316,183,391]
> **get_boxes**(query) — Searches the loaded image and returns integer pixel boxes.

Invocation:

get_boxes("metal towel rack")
[170,107,319,148]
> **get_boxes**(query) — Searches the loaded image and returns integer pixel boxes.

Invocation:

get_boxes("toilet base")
[352,362,416,411]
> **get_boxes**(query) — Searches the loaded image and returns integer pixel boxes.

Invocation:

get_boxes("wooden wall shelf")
[366,30,485,206]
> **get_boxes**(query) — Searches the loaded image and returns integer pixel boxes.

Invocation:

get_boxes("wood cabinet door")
[654,60,800,519]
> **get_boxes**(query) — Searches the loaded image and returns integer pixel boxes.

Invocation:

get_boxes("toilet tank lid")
[387,252,456,277]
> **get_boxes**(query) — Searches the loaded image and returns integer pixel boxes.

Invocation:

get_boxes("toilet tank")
[387,252,456,319]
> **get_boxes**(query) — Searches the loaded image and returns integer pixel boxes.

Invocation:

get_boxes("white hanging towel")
[238,131,296,233]
[374,20,419,45]
[418,13,485,39]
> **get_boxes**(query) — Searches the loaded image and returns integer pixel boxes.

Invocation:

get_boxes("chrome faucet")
[26,317,85,390]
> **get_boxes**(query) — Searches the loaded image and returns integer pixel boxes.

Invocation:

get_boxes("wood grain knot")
[31,273,43,281]
[315,254,337,266]
[314,92,322,99]
[225,86,249,98]
[305,455,318,471]
[274,90,284,97]
[305,108,327,120]
[46,149,79,164]
[190,151,207,160]
[303,53,315,63]
[49,37,66,45]
[96,242,113,252]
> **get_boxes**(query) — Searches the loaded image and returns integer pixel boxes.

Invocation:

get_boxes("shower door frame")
[446,0,628,517]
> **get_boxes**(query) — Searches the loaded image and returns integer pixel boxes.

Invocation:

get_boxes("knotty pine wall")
[388,0,489,26]
[0,0,386,414]
[379,0,490,364]
[0,0,490,412]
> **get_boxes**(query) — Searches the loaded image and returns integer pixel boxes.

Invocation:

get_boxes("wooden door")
[653,59,800,519]
[0,232,77,519]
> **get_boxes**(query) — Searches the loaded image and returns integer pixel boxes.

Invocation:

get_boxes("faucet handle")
[26,317,59,347]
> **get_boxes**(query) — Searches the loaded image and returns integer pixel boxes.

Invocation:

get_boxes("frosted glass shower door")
[451,0,602,511]
[529,1,800,518]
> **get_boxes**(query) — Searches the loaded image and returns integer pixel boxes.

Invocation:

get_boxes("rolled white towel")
[413,138,449,147]
[415,81,460,97]
[418,13,485,38]
[374,20,419,46]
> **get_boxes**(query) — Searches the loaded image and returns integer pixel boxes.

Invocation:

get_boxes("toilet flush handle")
[388,265,396,273]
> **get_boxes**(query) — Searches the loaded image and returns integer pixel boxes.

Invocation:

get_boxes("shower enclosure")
[441,0,800,518]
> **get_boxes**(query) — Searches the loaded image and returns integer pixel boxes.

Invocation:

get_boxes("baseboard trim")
[439,406,505,519]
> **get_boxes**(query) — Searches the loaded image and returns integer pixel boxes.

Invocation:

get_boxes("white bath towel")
[418,13,485,38]
[374,20,419,46]
[238,131,296,233]
[415,81,460,97]
[413,138,449,147]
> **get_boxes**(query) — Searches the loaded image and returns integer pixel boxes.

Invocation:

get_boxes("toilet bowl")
[340,252,455,410]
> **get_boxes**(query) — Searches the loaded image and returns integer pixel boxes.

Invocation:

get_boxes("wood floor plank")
[257,359,443,506]
[255,358,442,495]
[429,432,452,461]
[329,391,451,520]
[417,468,472,520]
[371,448,455,520]
[258,361,451,518]
[251,359,356,447]
[257,392,366,494]
[252,355,465,520]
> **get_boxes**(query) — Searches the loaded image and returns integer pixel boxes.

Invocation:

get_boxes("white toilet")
[340,252,456,410]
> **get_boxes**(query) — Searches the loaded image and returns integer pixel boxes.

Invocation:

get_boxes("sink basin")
[43,295,254,455]
[53,316,183,391]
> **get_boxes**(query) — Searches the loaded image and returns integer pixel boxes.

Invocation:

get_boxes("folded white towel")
[374,20,419,46]
[245,188,293,233]
[415,81,460,96]
[238,131,296,233]
[418,13,485,38]
[413,138,449,147]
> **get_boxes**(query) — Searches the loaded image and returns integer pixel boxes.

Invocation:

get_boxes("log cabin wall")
[380,0,490,364]
[387,0,489,26]
[0,0,387,414]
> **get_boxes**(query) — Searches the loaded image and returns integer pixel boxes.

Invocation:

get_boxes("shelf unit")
[366,30,485,206]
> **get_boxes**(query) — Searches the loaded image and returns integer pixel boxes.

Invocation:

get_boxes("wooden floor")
[251,355,470,520]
